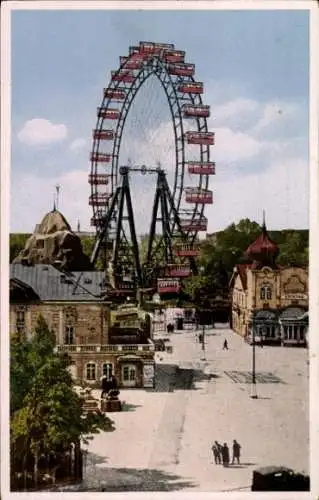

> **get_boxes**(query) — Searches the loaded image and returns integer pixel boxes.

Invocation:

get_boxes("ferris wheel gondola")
[89,41,215,295]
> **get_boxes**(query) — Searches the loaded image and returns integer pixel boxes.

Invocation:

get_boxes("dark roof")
[253,466,294,475]
[237,264,250,290]
[246,223,279,267]
[280,307,307,320]
[10,263,106,302]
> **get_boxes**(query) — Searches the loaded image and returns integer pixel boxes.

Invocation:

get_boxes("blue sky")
[10,7,310,234]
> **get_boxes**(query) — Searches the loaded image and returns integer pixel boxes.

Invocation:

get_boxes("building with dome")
[230,220,308,346]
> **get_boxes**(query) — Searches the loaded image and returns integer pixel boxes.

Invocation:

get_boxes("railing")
[56,342,154,353]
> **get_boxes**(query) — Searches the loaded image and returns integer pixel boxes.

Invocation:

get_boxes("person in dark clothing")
[109,375,117,390]
[212,441,222,464]
[100,375,110,399]
[223,339,228,350]
[231,439,241,464]
[221,443,230,467]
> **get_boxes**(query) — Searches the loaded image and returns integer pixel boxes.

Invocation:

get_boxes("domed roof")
[36,208,71,235]
[245,220,279,268]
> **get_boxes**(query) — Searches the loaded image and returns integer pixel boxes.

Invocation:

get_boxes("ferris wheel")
[89,41,215,295]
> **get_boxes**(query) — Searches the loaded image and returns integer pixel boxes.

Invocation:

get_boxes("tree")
[10,233,31,262]
[10,315,114,489]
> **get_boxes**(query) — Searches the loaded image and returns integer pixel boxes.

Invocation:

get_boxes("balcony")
[56,341,154,354]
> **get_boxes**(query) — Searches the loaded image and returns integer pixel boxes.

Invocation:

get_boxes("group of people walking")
[211,440,241,466]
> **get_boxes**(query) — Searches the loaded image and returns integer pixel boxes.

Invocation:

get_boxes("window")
[260,285,272,300]
[123,365,136,382]
[102,363,113,379]
[64,325,74,344]
[16,309,25,334]
[37,239,45,249]
[86,363,96,381]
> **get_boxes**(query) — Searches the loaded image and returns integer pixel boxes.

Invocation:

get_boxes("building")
[230,221,308,346]
[10,209,155,388]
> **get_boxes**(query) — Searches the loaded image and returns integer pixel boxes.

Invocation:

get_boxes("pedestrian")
[100,374,109,399]
[231,439,241,465]
[223,339,228,350]
[211,441,222,464]
[221,442,230,467]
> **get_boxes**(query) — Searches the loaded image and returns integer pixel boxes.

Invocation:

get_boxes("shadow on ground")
[228,462,256,469]
[150,364,221,392]
[52,464,197,491]
[120,403,143,412]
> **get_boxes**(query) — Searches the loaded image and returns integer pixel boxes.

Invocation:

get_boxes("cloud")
[69,138,87,153]
[213,126,262,164]
[253,101,297,133]
[210,98,260,130]
[207,156,308,231]
[17,118,68,147]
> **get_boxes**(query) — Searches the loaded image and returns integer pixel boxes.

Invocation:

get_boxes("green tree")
[10,315,114,488]
[10,234,31,262]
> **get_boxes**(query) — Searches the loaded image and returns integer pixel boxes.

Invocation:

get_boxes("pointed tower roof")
[245,214,279,269]
[36,208,71,235]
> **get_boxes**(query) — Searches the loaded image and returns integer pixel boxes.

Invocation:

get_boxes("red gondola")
[93,129,114,140]
[166,264,192,278]
[183,104,210,118]
[89,193,111,206]
[180,216,208,232]
[88,174,110,185]
[104,88,126,101]
[90,152,112,162]
[187,161,215,175]
[157,278,180,294]
[90,215,106,227]
[97,107,120,120]
[185,131,215,145]
[185,188,213,204]
[140,41,174,54]
[174,244,200,257]
[168,63,195,77]
[164,50,185,63]
[120,55,143,70]
[111,70,135,83]
[129,46,140,56]
[177,82,203,94]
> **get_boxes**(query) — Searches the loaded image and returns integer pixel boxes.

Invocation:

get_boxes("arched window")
[86,363,96,381]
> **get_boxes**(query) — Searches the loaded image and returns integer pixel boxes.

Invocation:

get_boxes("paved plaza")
[71,325,309,491]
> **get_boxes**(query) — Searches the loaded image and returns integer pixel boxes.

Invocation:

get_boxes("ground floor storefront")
[57,344,155,389]
[232,307,308,346]
[249,307,308,346]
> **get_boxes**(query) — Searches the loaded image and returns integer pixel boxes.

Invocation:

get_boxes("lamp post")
[251,320,258,399]
[201,323,206,361]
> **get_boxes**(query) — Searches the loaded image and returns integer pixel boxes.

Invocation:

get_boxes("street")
[66,325,309,491]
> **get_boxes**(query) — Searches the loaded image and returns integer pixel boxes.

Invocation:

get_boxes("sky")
[9,6,310,236]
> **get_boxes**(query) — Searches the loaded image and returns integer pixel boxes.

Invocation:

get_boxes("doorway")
[122,364,137,387]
